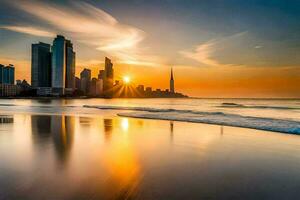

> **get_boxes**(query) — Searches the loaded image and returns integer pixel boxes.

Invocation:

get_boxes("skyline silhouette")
[0,0,300,98]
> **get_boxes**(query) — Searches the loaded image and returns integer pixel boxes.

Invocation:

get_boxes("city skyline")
[29,33,181,98]
[0,0,300,98]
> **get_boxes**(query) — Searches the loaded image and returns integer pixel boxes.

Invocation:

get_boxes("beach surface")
[0,99,300,199]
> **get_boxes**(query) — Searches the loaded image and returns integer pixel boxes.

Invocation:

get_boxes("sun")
[123,76,131,84]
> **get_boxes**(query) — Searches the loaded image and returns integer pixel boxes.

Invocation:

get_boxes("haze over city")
[0,0,300,98]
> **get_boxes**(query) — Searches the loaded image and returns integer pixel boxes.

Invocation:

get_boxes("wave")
[219,103,300,110]
[83,105,224,114]
[84,105,300,134]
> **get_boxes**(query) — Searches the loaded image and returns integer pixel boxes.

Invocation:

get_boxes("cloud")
[180,32,246,67]
[13,1,145,51]
[180,40,223,67]
[0,26,56,37]
[254,45,263,49]
[2,1,154,63]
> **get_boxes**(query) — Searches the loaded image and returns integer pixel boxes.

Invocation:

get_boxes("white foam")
[83,105,300,134]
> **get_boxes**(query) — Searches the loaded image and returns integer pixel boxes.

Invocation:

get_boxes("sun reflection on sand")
[102,117,141,198]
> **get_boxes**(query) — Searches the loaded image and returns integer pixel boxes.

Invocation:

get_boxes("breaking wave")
[219,103,300,110]
[85,105,300,134]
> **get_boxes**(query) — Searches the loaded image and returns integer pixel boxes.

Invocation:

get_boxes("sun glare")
[123,76,131,84]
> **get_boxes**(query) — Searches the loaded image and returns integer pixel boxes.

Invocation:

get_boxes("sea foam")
[84,105,300,134]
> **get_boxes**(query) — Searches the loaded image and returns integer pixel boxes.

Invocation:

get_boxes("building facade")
[65,40,75,90]
[0,84,17,96]
[103,57,114,97]
[0,64,15,85]
[52,35,66,95]
[0,64,16,96]
[31,42,51,87]
[80,68,91,95]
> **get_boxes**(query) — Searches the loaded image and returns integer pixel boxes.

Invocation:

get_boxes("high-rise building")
[3,66,9,84]
[1,64,15,85]
[137,85,145,93]
[96,79,103,96]
[65,40,75,90]
[0,64,16,96]
[170,67,175,93]
[8,65,15,85]
[103,57,114,96]
[0,64,3,84]
[31,42,51,87]
[98,70,105,80]
[80,68,91,95]
[52,35,66,95]
[145,87,152,93]
[90,78,103,96]
[75,77,81,90]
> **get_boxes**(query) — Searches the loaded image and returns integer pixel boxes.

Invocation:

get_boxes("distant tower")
[170,67,175,93]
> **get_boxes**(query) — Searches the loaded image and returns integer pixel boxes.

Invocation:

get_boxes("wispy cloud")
[0,26,56,37]
[180,32,246,67]
[15,1,144,50]
[1,0,159,65]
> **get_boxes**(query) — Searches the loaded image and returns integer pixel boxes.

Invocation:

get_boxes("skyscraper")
[103,57,114,97]
[52,35,66,95]
[0,64,3,84]
[98,70,105,80]
[170,67,175,93]
[1,64,15,84]
[0,64,16,96]
[8,65,15,85]
[65,40,75,90]
[31,42,51,87]
[80,68,91,95]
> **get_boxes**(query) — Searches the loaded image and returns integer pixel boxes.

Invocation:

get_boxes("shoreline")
[117,112,299,136]
[0,96,189,100]
[0,96,299,100]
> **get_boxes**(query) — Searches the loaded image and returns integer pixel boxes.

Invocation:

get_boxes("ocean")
[0,98,299,134]
[1,98,300,199]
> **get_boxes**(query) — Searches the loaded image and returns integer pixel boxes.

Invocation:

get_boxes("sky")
[0,0,300,98]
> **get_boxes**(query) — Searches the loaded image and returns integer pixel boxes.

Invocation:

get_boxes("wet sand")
[1,112,300,199]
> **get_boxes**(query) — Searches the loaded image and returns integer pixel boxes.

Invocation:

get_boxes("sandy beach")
[0,99,300,199]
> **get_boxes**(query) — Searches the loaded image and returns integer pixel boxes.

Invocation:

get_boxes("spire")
[170,67,175,93]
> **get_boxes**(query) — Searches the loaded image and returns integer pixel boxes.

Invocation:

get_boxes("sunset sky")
[0,0,300,98]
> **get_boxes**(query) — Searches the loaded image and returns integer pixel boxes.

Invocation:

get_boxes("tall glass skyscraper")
[52,35,66,94]
[103,57,114,97]
[1,65,15,84]
[65,40,75,90]
[0,64,3,84]
[31,42,51,87]
[8,65,14,85]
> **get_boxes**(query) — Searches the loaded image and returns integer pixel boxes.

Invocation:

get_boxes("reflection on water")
[1,113,300,199]
[220,126,224,136]
[104,118,113,141]
[52,116,74,163]
[102,117,141,199]
[0,115,13,123]
[170,121,174,142]
[31,115,75,163]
